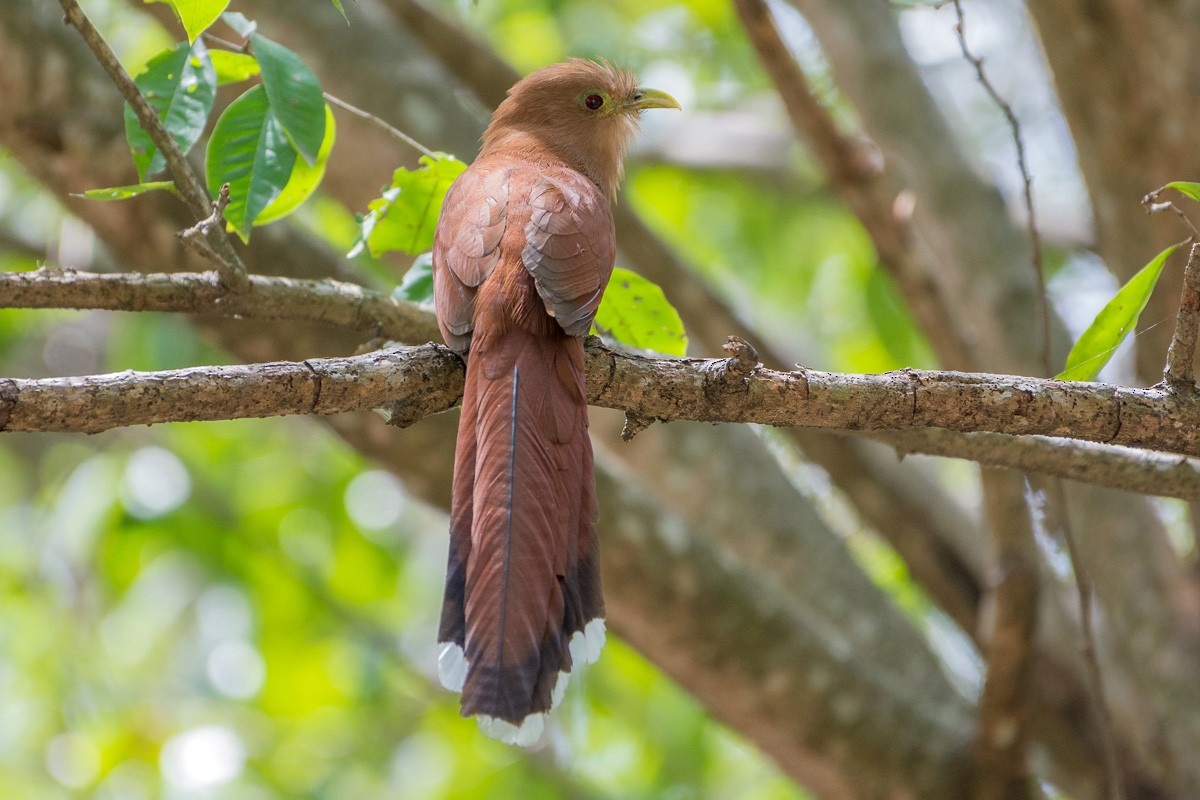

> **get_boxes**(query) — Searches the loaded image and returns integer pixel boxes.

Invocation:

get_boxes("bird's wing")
[432,164,511,352]
[521,171,616,337]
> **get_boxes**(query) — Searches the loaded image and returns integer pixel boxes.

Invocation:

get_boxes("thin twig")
[1143,187,1200,240]
[952,0,1050,376]
[1164,244,1200,391]
[56,0,249,291]
[1050,479,1124,800]
[323,93,436,158]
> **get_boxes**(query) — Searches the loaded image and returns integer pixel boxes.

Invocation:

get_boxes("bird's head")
[481,59,680,198]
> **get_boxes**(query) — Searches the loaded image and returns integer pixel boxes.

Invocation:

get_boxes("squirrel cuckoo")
[432,60,678,745]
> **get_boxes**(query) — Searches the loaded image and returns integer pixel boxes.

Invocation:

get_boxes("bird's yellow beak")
[626,87,681,112]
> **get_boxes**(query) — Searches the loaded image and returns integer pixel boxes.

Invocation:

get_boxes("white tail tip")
[478,712,546,747]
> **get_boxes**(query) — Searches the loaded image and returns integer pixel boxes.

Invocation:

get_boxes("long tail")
[437,326,604,746]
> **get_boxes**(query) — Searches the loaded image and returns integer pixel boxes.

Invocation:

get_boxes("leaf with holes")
[255,105,336,227]
[1058,243,1181,381]
[147,0,229,42]
[205,85,297,241]
[594,268,688,356]
[252,34,325,165]
[124,40,217,181]
[353,154,466,257]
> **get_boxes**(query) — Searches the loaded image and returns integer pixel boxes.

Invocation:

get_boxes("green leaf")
[124,40,217,181]
[392,252,435,304]
[1165,181,1200,203]
[209,50,260,85]
[354,154,466,257]
[205,85,297,241]
[1058,243,1181,381]
[330,0,349,23]
[252,34,325,165]
[147,0,230,43]
[75,181,178,201]
[255,105,336,227]
[594,268,688,356]
[220,11,256,38]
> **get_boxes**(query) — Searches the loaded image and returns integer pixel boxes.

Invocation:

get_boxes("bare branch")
[0,345,458,434]
[56,0,249,291]
[877,430,1200,503]
[0,268,441,344]
[6,338,1200,464]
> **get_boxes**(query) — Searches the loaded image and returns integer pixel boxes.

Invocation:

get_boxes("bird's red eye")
[584,94,604,110]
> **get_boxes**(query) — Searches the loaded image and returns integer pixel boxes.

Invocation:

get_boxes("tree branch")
[877,429,1200,503]
[0,268,440,344]
[7,338,1200,462]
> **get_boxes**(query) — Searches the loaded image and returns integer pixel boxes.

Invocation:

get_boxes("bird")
[431,59,679,746]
